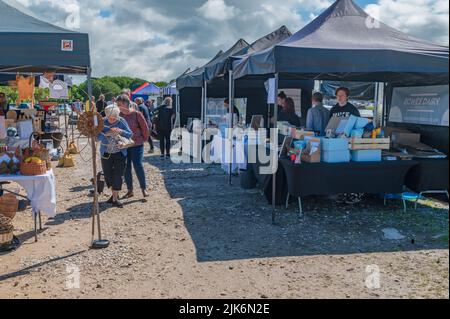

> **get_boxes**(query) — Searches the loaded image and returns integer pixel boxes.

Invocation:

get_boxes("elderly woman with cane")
[97,104,133,208]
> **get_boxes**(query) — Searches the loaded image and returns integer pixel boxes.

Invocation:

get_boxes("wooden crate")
[350,137,391,150]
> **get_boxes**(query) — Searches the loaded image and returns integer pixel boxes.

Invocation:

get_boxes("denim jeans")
[125,145,147,191]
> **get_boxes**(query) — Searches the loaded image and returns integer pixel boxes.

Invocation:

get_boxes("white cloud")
[298,0,333,11]
[198,0,238,21]
[365,0,449,45]
[5,0,448,81]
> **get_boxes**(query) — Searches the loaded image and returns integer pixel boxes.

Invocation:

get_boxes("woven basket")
[0,194,18,219]
[0,216,14,245]
[0,231,13,245]
[20,161,47,176]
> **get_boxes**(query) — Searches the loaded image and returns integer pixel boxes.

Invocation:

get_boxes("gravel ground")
[0,137,448,299]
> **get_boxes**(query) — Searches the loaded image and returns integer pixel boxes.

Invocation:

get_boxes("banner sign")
[389,85,449,127]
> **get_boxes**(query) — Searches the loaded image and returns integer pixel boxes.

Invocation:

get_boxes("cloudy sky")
[9,0,450,82]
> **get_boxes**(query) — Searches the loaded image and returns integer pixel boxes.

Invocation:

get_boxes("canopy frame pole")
[382,83,389,127]
[176,92,180,129]
[87,67,108,249]
[64,103,69,150]
[378,82,385,127]
[228,71,234,185]
[203,79,208,126]
[201,86,204,125]
[374,83,379,126]
[272,73,279,223]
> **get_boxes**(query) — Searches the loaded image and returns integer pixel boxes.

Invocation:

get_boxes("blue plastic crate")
[321,138,349,151]
[351,150,382,162]
[322,150,351,163]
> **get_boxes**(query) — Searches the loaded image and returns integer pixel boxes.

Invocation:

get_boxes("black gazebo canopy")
[0,0,90,74]
[233,0,449,85]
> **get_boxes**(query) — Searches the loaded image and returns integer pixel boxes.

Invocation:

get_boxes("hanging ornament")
[77,111,104,137]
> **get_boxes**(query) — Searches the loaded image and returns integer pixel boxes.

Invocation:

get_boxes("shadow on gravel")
[146,155,449,263]
[0,250,87,281]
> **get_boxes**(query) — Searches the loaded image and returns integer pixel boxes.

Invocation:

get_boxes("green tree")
[129,78,147,91]
[78,79,121,101]
[155,81,167,88]
[72,76,170,101]
[0,87,18,104]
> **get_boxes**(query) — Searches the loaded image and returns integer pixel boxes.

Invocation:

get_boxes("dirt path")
[0,140,448,299]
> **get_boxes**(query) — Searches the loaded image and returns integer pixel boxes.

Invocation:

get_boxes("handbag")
[115,134,135,149]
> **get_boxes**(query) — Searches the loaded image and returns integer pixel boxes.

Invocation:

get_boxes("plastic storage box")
[321,138,349,151]
[321,138,350,163]
[351,150,382,162]
[322,151,351,163]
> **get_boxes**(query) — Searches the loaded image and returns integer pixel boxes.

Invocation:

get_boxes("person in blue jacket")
[97,104,133,208]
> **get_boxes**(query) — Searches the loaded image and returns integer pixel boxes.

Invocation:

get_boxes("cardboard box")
[293,129,315,140]
[391,132,420,146]
[301,138,321,163]
[382,126,411,138]
[5,119,16,129]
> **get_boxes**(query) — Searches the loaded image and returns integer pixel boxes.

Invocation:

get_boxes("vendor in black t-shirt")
[330,87,363,205]
[330,87,361,118]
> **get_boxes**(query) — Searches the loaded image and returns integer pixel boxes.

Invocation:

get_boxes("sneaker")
[142,189,149,198]
[112,200,124,208]
[160,154,165,158]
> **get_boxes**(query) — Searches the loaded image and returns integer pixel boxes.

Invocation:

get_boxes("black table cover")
[405,159,449,192]
[280,159,418,198]
[249,158,418,204]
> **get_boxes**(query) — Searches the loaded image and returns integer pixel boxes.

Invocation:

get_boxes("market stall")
[0,0,97,248]
[177,40,248,127]
[184,27,313,175]
[131,82,161,102]
[231,0,448,222]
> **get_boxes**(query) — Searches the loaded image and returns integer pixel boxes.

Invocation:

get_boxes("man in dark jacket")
[306,92,330,136]
[155,97,175,158]
[96,94,108,116]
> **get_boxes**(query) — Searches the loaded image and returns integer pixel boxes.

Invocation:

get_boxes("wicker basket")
[0,194,18,220]
[0,216,14,245]
[20,161,47,176]
[0,231,13,245]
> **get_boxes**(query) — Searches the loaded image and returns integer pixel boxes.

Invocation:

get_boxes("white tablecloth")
[0,170,57,217]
